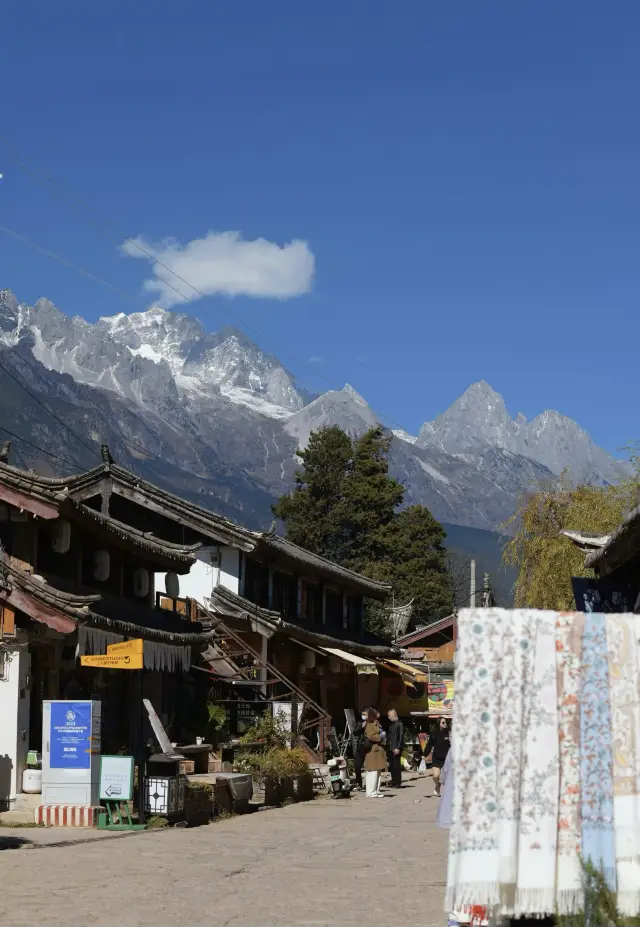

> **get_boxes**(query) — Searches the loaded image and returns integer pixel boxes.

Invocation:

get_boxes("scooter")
[327,756,351,798]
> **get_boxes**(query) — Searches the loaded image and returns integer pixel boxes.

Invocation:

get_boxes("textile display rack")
[445,608,640,921]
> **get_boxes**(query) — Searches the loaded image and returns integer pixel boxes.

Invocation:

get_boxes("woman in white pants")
[363,708,387,797]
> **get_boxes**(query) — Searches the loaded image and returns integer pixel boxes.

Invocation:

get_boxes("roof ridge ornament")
[100,444,114,467]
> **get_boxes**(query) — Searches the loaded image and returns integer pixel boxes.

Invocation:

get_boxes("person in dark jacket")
[351,709,369,791]
[386,709,404,788]
[425,718,451,797]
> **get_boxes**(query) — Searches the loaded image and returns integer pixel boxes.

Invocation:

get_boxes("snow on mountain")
[0,288,629,535]
[392,428,418,444]
[0,290,307,418]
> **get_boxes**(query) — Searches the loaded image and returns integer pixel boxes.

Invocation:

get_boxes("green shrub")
[236,746,309,784]
[239,711,293,750]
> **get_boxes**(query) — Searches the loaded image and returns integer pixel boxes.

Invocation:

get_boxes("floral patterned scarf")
[446,609,559,917]
[607,615,640,916]
[580,613,616,891]
[555,612,584,915]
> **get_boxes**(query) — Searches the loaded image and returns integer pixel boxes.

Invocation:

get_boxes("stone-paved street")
[0,776,448,927]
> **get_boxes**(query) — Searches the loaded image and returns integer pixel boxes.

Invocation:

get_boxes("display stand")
[97,755,145,831]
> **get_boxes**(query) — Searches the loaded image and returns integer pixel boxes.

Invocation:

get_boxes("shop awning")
[319,647,379,676]
[386,660,429,683]
[377,658,429,687]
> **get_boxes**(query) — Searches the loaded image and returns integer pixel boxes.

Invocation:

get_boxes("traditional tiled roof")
[206,585,398,658]
[584,505,640,577]
[67,501,201,569]
[394,614,455,647]
[255,533,392,600]
[0,457,392,596]
[68,464,258,551]
[1,555,211,644]
[4,556,100,615]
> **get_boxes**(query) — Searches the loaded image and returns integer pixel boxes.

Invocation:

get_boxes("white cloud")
[308,355,324,364]
[121,231,315,307]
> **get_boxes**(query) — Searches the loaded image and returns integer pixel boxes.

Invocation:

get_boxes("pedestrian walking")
[351,708,368,791]
[363,708,387,797]
[425,717,451,797]
[386,708,404,788]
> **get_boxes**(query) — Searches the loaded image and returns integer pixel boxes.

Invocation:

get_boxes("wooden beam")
[111,484,256,551]
[100,478,112,515]
[63,482,104,503]
[0,484,59,520]
[238,551,245,597]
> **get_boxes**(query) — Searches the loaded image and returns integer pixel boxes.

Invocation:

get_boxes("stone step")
[0,809,37,826]
[13,793,41,812]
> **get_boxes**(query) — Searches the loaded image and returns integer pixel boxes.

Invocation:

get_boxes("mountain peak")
[342,383,368,405]
[455,381,508,413]
[0,289,18,311]
[419,381,625,484]
[464,379,501,397]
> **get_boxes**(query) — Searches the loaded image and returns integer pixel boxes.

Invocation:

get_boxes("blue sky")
[1,2,639,453]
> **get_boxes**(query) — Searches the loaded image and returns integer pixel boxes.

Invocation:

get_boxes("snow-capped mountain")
[0,290,308,418]
[0,290,627,534]
[418,380,627,485]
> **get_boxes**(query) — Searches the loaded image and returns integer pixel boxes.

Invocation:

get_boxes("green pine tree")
[273,425,453,636]
[272,426,353,560]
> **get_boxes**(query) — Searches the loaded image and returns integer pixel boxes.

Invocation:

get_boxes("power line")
[0,223,143,309]
[0,355,99,463]
[0,425,84,472]
[0,218,414,468]
[0,134,412,438]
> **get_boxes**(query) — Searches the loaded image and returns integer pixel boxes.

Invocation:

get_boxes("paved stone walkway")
[0,776,448,926]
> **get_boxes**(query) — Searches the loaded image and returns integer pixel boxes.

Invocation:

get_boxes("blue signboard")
[50,702,91,770]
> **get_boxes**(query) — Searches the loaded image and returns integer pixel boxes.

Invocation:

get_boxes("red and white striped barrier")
[34,805,101,827]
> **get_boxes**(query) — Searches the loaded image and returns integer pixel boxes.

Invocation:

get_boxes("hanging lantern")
[303,649,316,669]
[93,549,110,582]
[52,519,71,554]
[133,568,150,598]
[165,571,180,599]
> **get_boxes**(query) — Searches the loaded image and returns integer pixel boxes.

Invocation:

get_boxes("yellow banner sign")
[106,639,143,657]
[80,653,143,670]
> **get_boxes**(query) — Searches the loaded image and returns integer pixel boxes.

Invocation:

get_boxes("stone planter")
[184,783,213,827]
[293,773,314,802]
[262,774,313,806]
[279,777,295,802]
[263,779,282,806]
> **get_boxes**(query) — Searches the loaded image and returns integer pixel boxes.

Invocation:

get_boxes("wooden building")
[0,446,398,802]
[0,450,211,808]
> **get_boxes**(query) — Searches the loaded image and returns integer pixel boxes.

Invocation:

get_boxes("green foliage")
[205,701,227,732]
[368,505,452,616]
[237,746,310,784]
[273,425,453,634]
[557,859,623,927]
[272,426,354,560]
[502,473,638,610]
[239,709,292,749]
